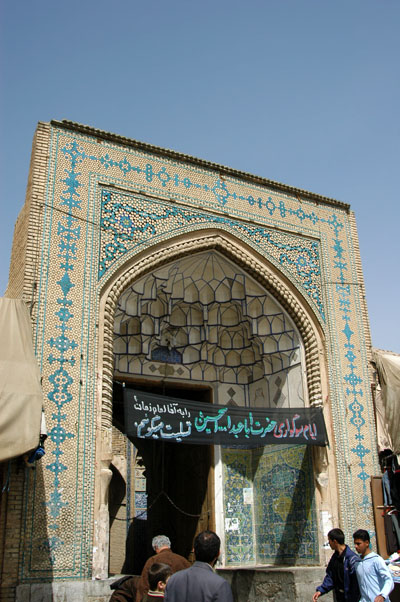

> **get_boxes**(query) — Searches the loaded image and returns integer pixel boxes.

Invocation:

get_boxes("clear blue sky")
[1,0,399,351]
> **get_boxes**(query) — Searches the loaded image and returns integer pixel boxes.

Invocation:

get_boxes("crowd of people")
[110,530,233,602]
[110,528,394,602]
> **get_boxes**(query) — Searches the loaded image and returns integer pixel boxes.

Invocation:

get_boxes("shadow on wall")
[109,463,149,575]
[252,445,317,566]
[275,451,316,563]
[0,458,55,599]
[123,517,148,576]
[26,460,56,577]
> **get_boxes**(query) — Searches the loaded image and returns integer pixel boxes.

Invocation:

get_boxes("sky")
[0,0,399,351]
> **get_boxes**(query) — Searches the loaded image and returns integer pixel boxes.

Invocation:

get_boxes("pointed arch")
[99,230,326,429]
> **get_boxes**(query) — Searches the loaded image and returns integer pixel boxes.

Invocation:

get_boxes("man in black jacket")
[313,528,360,602]
[164,531,233,602]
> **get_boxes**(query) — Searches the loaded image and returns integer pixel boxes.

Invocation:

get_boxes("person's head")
[148,562,172,592]
[353,529,370,557]
[193,530,220,564]
[152,535,171,553]
[328,528,345,549]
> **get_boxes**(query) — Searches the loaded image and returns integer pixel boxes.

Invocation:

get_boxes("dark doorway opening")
[111,381,214,574]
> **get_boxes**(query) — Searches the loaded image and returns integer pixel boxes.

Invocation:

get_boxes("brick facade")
[1,120,377,599]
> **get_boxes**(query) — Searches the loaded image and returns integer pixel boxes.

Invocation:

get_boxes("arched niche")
[93,231,334,576]
[99,231,327,429]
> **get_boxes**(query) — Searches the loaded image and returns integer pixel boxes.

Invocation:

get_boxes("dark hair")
[353,529,370,542]
[148,563,173,591]
[378,449,394,471]
[328,528,345,545]
[194,530,220,563]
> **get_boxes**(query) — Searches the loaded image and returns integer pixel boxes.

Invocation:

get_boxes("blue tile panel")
[222,451,255,565]
[223,445,317,566]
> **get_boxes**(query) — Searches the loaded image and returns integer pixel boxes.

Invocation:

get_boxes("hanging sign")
[123,388,328,447]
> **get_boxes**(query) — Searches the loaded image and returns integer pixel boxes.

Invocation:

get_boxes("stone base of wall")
[16,578,117,602]
[16,568,333,602]
[222,567,333,602]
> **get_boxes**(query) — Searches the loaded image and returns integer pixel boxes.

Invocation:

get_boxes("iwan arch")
[2,120,377,601]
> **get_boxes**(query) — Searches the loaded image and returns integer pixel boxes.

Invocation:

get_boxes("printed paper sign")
[225,518,239,532]
[243,488,253,504]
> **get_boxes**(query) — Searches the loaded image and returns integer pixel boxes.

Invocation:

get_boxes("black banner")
[123,389,328,447]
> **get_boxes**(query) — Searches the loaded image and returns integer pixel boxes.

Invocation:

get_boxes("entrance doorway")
[110,381,214,574]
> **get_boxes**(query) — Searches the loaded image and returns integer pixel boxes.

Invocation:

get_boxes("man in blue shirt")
[313,528,360,602]
[353,529,394,602]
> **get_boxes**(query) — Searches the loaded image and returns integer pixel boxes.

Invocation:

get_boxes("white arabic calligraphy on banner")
[123,389,327,446]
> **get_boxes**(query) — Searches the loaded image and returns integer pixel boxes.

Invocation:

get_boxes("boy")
[353,529,393,602]
[143,563,173,601]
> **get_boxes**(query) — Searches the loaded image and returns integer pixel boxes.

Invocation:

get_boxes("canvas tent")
[373,348,400,455]
[0,298,43,462]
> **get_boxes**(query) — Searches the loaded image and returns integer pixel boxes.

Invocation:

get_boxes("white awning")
[373,348,400,455]
[0,298,43,461]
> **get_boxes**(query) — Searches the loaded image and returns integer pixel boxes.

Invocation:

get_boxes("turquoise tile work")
[253,444,317,564]
[222,450,255,565]
[222,444,317,566]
